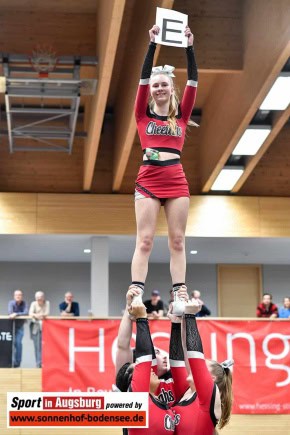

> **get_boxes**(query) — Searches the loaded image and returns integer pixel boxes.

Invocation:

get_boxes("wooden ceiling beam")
[83,0,126,191]
[199,0,290,192]
[232,107,290,192]
[112,0,174,192]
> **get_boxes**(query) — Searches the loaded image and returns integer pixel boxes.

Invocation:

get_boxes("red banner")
[42,319,290,414]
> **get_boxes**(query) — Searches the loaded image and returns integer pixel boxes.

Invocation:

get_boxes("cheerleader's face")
[150,74,173,104]
[155,347,169,377]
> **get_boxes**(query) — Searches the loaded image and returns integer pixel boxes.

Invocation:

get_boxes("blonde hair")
[209,360,233,429]
[149,73,198,134]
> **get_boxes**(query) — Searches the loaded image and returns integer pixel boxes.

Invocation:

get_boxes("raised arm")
[115,286,141,374]
[168,286,190,400]
[184,301,215,408]
[169,322,189,401]
[180,26,198,123]
[129,304,155,392]
[134,26,158,121]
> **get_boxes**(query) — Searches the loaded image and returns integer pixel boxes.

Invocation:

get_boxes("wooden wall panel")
[36,194,138,234]
[33,195,290,237]
[259,197,290,237]
[0,193,37,233]
[186,196,260,237]
[0,0,97,14]
[1,194,290,236]
[0,11,96,55]
[0,138,84,193]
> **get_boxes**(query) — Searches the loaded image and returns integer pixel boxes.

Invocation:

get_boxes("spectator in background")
[256,293,278,318]
[191,290,211,317]
[144,290,164,319]
[29,291,50,368]
[164,289,175,315]
[278,297,290,318]
[8,289,28,367]
[59,292,80,317]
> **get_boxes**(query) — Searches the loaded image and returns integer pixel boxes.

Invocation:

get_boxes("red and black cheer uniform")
[127,318,177,434]
[134,42,198,203]
[132,348,176,406]
[172,314,218,435]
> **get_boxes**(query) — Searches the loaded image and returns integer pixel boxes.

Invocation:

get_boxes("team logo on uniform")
[158,388,174,404]
[146,121,182,137]
[164,413,181,431]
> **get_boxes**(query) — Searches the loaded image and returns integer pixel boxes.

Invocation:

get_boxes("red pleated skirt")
[135,161,189,199]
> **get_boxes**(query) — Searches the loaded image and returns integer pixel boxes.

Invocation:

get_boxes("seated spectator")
[278,297,290,319]
[256,293,278,318]
[8,289,28,367]
[144,290,164,319]
[59,292,80,317]
[29,291,50,368]
[191,290,211,317]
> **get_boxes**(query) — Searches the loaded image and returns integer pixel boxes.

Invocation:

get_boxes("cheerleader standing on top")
[131,24,198,315]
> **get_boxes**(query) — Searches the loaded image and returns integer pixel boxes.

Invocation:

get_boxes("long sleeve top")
[135,42,198,154]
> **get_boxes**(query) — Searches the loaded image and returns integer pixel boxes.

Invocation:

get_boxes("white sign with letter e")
[155,7,188,47]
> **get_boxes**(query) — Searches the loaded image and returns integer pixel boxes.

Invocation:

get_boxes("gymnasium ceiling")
[0,0,289,197]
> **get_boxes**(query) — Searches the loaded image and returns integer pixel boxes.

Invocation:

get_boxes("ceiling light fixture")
[83,249,91,254]
[232,126,271,155]
[190,250,198,255]
[211,167,244,191]
[260,74,290,110]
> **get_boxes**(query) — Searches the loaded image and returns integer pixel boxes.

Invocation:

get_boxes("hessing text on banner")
[42,319,290,414]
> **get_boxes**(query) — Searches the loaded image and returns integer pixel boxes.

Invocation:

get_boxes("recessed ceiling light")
[260,74,290,110]
[83,249,91,254]
[190,250,198,254]
[211,168,244,191]
[232,127,271,155]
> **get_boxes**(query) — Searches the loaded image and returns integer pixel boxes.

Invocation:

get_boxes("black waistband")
[142,159,180,166]
[143,147,181,156]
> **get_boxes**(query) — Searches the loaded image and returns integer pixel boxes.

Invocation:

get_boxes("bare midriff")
[143,151,180,161]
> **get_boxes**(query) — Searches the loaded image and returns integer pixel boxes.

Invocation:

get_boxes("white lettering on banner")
[226,333,257,373]
[60,322,290,391]
[0,331,12,341]
[69,328,105,373]
[210,333,217,361]
[262,333,290,387]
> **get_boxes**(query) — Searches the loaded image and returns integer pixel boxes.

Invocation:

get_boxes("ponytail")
[209,360,233,429]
